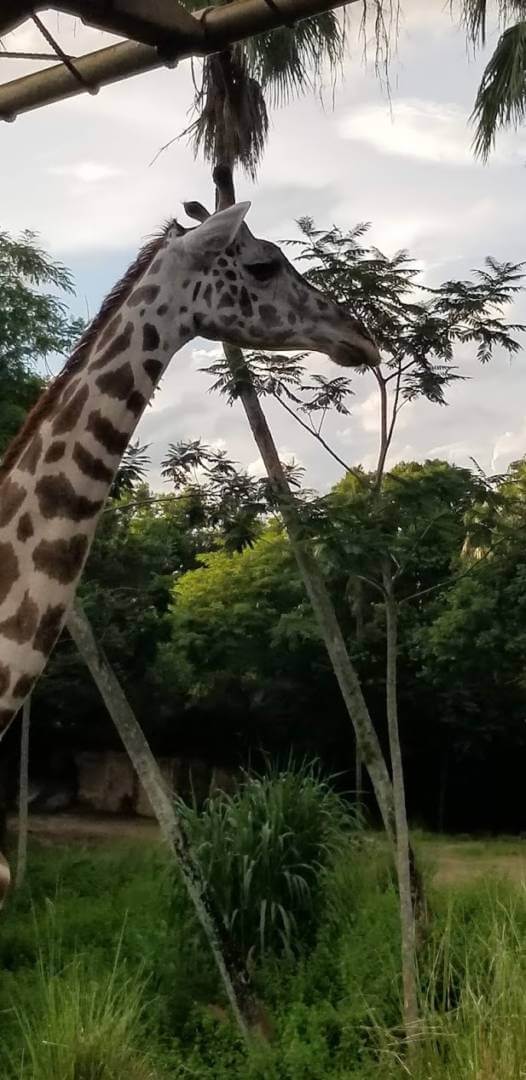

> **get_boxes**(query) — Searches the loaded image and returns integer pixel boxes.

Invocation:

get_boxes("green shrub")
[174,762,359,963]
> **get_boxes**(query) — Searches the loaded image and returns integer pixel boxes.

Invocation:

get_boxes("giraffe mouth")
[331,338,381,368]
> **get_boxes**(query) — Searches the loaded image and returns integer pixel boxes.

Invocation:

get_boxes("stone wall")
[75,751,237,817]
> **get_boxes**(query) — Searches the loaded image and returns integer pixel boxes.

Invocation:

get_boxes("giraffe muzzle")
[331,335,381,368]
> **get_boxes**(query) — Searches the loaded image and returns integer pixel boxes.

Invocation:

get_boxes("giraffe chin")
[329,339,381,368]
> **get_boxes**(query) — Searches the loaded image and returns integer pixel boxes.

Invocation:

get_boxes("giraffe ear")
[181,202,251,263]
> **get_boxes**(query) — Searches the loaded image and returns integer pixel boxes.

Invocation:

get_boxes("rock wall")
[75,752,237,817]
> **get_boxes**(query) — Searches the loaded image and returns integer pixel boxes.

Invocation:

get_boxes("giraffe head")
[163,182,380,369]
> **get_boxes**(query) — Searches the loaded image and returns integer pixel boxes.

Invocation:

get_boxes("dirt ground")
[8,813,526,885]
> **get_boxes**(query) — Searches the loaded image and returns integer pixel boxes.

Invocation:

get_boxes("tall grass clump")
[176,761,360,963]
[1,937,160,1080]
[379,883,526,1079]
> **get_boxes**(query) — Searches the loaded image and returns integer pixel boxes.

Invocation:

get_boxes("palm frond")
[186,48,269,178]
[472,20,526,159]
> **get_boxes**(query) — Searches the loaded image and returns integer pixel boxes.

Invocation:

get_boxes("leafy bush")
[174,762,359,963]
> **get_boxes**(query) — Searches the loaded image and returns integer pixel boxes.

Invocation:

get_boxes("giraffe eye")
[245,260,280,282]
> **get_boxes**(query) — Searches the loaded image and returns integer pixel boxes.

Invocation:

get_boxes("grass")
[4,809,526,1077]
[3,943,158,1080]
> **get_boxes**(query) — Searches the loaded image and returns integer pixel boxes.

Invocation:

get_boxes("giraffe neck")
[0,247,192,734]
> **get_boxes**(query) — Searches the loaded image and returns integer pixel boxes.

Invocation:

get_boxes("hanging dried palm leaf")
[186,47,269,177]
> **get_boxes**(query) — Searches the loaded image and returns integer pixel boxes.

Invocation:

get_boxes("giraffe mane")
[0,220,179,485]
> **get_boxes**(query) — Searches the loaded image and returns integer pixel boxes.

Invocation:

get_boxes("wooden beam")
[57,0,205,49]
[0,0,357,121]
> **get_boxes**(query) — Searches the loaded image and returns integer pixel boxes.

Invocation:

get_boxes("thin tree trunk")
[382,560,418,1039]
[14,695,30,890]
[66,598,261,1043]
[223,343,396,840]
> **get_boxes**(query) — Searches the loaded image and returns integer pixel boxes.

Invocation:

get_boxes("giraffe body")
[0,193,379,893]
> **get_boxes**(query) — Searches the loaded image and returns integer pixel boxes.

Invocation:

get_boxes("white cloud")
[491,424,526,473]
[339,99,526,166]
[47,162,123,183]
[340,100,474,164]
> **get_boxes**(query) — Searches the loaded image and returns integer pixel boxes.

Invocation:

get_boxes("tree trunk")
[66,598,261,1043]
[382,560,418,1039]
[14,695,30,890]
[223,343,396,840]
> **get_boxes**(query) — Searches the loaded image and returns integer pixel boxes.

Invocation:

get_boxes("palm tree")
[185,14,345,175]
[462,0,526,158]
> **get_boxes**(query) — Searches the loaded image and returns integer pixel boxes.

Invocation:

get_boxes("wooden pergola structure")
[0,0,355,121]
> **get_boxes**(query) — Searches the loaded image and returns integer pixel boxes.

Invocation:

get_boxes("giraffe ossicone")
[0,175,379,890]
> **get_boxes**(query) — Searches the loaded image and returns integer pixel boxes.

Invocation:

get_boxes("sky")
[1,2,526,492]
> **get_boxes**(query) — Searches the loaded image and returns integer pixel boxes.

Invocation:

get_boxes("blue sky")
[1,3,526,490]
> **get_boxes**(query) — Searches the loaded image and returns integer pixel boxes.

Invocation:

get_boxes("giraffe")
[0,174,379,900]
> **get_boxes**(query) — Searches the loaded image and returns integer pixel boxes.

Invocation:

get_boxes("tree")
[14,696,30,890]
[0,227,83,455]
[461,0,526,158]
[234,218,525,1035]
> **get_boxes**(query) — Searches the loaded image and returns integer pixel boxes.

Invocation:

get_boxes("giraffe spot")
[226,270,236,281]
[36,474,103,522]
[0,662,10,698]
[182,279,191,289]
[126,391,146,418]
[44,441,66,464]
[179,324,190,337]
[96,362,135,401]
[216,281,225,292]
[218,257,228,266]
[0,542,20,604]
[259,304,281,327]
[53,385,90,436]
[179,305,188,314]
[157,303,169,316]
[12,674,35,698]
[0,478,26,527]
[0,709,14,730]
[143,359,163,383]
[128,284,160,307]
[142,323,160,352]
[231,285,238,297]
[193,314,203,331]
[225,245,236,257]
[89,322,134,371]
[140,309,145,318]
[203,283,212,306]
[192,282,202,302]
[95,314,123,352]
[17,513,34,543]
[240,287,253,318]
[150,258,163,274]
[33,603,67,655]
[212,270,219,277]
[218,293,235,309]
[222,315,239,328]
[33,535,88,584]
[0,591,39,643]
[60,377,81,406]
[18,433,43,475]
[73,443,113,484]
[86,412,128,457]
